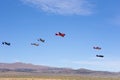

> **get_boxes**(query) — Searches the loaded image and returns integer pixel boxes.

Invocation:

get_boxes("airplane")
[2,42,10,46]
[31,43,39,46]
[93,46,101,50]
[37,38,45,42]
[55,32,65,37]
[96,55,104,58]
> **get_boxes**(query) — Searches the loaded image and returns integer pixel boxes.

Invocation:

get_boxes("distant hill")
[0,62,119,77]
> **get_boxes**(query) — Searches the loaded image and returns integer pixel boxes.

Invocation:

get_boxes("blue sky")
[0,0,120,72]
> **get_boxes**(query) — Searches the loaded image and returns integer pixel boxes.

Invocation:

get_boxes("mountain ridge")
[0,62,119,77]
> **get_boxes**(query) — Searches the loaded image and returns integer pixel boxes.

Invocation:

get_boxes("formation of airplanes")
[31,38,45,46]
[93,46,104,58]
[1,32,104,58]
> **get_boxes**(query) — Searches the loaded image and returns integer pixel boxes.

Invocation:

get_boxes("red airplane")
[93,46,101,50]
[55,32,65,37]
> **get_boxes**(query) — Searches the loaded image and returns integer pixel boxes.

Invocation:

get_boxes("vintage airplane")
[31,43,39,46]
[96,55,104,58]
[93,46,101,50]
[55,32,65,37]
[37,38,45,43]
[2,42,10,46]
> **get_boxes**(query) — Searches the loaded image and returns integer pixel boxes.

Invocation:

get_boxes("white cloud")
[21,0,93,15]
